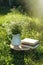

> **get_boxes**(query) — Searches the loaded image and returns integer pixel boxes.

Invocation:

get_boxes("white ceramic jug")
[11,34,21,46]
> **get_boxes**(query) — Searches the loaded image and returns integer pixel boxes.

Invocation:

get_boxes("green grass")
[0,7,43,65]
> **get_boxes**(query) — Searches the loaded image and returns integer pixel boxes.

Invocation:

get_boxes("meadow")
[0,7,43,65]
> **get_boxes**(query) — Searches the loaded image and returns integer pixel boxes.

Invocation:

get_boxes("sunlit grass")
[0,7,43,65]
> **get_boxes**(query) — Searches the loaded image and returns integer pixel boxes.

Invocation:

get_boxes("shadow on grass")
[0,7,11,15]
[0,6,26,16]
[10,49,26,65]
[31,49,43,61]
[24,49,43,64]
[10,48,43,65]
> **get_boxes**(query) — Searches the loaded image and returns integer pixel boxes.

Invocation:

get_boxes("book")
[21,44,39,49]
[21,38,39,46]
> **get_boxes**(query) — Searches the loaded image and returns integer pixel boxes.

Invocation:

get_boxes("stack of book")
[21,38,39,49]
